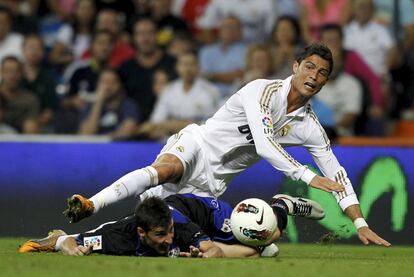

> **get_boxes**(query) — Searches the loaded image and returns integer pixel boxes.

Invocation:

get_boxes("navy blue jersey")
[76,207,210,257]
[164,194,237,243]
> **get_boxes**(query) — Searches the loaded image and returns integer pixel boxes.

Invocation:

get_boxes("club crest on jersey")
[278,124,291,137]
[83,235,102,250]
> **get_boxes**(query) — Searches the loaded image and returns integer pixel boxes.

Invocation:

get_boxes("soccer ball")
[230,198,278,247]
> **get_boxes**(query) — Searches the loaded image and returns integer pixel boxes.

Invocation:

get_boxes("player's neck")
[287,86,308,114]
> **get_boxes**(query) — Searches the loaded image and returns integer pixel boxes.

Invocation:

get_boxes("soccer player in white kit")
[65,43,390,247]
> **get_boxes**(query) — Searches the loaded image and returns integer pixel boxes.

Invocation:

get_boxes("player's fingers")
[359,234,370,245]
[179,252,191,257]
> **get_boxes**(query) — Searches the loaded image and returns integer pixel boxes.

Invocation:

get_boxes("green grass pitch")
[2,238,414,277]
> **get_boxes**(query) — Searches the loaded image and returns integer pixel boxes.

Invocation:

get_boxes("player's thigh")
[152,132,201,184]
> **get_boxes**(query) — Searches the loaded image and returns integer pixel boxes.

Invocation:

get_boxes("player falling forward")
[20,194,325,257]
[64,43,390,247]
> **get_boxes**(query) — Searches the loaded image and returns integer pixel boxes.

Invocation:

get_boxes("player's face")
[139,221,174,256]
[291,54,330,98]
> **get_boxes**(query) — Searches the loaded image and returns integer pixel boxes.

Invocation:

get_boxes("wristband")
[353,218,368,229]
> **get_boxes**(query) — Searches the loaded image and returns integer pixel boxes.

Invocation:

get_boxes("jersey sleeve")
[77,218,138,256]
[239,79,316,185]
[303,108,359,211]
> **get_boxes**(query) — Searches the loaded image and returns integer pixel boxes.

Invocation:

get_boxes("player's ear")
[137,227,146,238]
[292,61,299,74]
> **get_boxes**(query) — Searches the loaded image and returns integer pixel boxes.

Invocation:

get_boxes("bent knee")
[152,154,184,183]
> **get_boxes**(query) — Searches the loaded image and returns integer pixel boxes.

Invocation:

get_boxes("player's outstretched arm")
[345,204,391,247]
[60,237,93,256]
[309,175,345,193]
[212,241,259,258]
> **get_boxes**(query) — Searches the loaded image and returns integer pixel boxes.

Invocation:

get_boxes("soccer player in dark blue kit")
[20,193,322,257]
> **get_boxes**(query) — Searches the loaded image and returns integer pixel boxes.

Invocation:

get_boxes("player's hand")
[179,246,204,258]
[309,176,344,193]
[357,226,391,247]
[63,245,93,256]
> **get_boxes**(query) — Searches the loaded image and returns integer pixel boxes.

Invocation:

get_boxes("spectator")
[300,0,352,43]
[0,6,23,65]
[171,0,210,38]
[137,51,220,141]
[271,15,304,79]
[196,0,277,43]
[56,30,114,133]
[82,9,135,68]
[344,0,399,77]
[0,56,40,134]
[320,24,385,135]
[0,93,17,134]
[131,0,190,46]
[79,69,139,140]
[166,32,196,59]
[199,16,246,99]
[21,34,58,132]
[234,44,274,90]
[0,0,39,35]
[118,18,176,122]
[314,51,363,136]
[152,69,171,98]
[49,0,96,67]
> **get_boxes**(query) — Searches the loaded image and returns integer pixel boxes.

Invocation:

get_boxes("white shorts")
[140,124,221,201]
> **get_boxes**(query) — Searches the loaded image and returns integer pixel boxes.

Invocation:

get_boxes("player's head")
[135,197,174,256]
[291,43,332,98]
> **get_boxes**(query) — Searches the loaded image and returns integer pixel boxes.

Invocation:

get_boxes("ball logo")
[240,227,272,241]
[262,116,273,128]
[236,203,259,214]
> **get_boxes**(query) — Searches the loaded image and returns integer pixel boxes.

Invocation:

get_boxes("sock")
[271,199,288,232]
[90,166,159,213]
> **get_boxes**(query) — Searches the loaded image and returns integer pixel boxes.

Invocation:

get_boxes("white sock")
[90,166,159,213]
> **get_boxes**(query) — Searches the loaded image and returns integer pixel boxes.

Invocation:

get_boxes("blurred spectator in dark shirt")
[22,34,58,133]
[56,30,114,133]
[0,6,23,65]
[49,0,96,68]
[118,17,176,122]
[271,15,303,79]
[149,0,190,46]
[0,56,40,133]
[79,68,139,140]
[0,0,38,35]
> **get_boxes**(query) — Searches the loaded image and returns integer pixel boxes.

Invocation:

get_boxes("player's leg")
[63,154,184,223]
[19,230,68,253]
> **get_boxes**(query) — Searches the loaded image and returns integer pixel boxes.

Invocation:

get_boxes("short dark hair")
[320,24,344,40]
[296,43,333,75]
[135,197,172,232]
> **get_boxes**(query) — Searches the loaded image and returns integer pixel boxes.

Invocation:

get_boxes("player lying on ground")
[21,193,325,257]
[63,43,390,247]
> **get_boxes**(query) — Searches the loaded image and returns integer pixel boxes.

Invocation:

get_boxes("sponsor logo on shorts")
[262,116,273,128]
[83,235,102,250]
[176,146,184,152]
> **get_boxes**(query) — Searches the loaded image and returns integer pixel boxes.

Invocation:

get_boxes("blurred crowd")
[0,0,413,141]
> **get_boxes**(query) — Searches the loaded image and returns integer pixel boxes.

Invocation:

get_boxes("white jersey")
[151,76,359,211]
